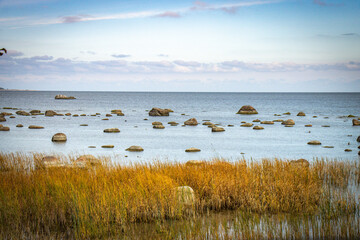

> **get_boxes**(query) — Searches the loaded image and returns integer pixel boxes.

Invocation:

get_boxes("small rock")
[88,146,96,148]
[307,140,321,145]
[184,118,198,126]
[126,146,144,152]
[153,125,165,129]
[297,112,306,116]
[149,108,170,116]
[305,124,312,127]
[357,136,360,142]
[45,110,57,117]
[228,124,234,127]
[103,128,120,133]
[0,126,10,131]
[30,110,41,115]
[352,119,360,126]
[281,119,295,125]
[102,118,109,120]
[80,124,88,126]
[80,114,86,117]
[283,112,291,115]
[252,119,261,122]
[9,116,15,118]
[55,94,76,100]
[28,125,44,129]
[73,114,79,117]
[65,113,72,116]
[240,123,253,127]
[152,121,163,126]
[106,114,112,117]
[313,116,317,118]
[344,149,352,152]
[260,121,274,125]
[143,118,148,121]
[202,121,213,126]
[348,114,355,118]
[237,105,258,114]
[212,127,225,132]
[52,133,67,142]
[16,124,23,127]
[102,145,114,148]
[253,125,264,130]
[284,125,294,127]
[16,110,30,116]
[185,148,201,152]
[322,125,330,127]
[273,119,284,122]
[323,146,334,148]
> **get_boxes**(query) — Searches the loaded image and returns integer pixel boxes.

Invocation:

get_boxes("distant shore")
[0,88,37,91]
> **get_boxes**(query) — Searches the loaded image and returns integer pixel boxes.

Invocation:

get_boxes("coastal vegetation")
[0,153,359,238]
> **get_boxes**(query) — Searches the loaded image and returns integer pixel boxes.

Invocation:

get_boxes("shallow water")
[0,91,359,163]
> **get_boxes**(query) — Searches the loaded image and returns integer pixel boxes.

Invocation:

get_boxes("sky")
[0,0,359,92]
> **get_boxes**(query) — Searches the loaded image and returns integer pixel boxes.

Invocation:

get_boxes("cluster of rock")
[55,94,76,100]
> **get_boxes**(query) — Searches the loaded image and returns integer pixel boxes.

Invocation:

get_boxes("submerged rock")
[51,133,67,142]
[126,146,144,152]
[185,148,201,152]
[184,118,198,126]
[149,108,170,116]
[237,105,258,114]
[307,140,321,145]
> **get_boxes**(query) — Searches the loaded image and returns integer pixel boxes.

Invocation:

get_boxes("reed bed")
[0,153,359,239]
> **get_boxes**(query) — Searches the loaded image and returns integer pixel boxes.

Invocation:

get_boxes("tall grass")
[0,153,359,238]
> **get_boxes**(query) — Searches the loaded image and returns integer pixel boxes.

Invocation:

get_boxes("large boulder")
[290,159,309,168]
[184,118,198,126]
[74,155,101,168]
[45,110,57,116]
[174,186,195,207]
[126,146,144,152]
[149,108,170,116]
[103,128,120,133]
[52,133,67,142]
[281,119,295,125]
[236,105,258,114]
[39,156,64,169]
[353,119,360,126]
[55,94,76,99]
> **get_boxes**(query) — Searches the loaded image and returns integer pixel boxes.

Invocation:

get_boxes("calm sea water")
[0,91,359,163]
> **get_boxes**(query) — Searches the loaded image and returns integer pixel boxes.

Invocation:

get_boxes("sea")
[0,91,359,163]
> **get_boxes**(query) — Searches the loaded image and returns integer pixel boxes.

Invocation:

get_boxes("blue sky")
[0,0,359,91]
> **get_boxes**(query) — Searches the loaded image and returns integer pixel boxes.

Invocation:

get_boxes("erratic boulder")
[184,118,198,126]
[237,105,258,114]
[52,133,67,142]
[149,108,170,116]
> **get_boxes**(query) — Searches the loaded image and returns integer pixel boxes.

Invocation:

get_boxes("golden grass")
[0,153,359,238]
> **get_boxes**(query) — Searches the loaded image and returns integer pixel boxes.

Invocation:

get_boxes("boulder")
[357,136,360,142]
[344,149,352,152]
[55,94,76,99]
[281,119,295,125]
[126,146,144,152]
[28,125,44,129]
[252,119,261,122]
[185,148,201,152]
[45,110,57,116]
[30,110,41,115]
[52,133,67,142]
[106,114,112,117]
[74,155,101,168]
[260,121,274,125]
[212,127,225,132]
[237,105,258,114]
[240,123,253,127]
[16,110,30,116]
[0,117,5,122]
[40,156,64,168]
[16,124,23,127]
[102,145,114,148]
[153,125,165,129]
[202,121,213,126]
[305,124,312,127]
[290,159,309,168]
[152,121,163,126]
[297,112,306,116]
[65,113,72,116]
[149,108,170,116]
[253,126,264,130]
[307,140,321,145]
[103,128,120,133]
[184,118,198,126]
[0,126,10,131]
[353,119,360,126]
[111,109,124,116]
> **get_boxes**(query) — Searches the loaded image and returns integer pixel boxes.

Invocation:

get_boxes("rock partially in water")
[103,128,120,133]
[252,119,261,122]
[202,121,213,126]
[149,108,170,116]
[111,109,124,116]
[80,124,88,126]
[344,149,352,152]
[240,123,253,127]
[185,148,201,152]
[152,121,163,126]
[153,124,165,129]
[52,133,67,142]
[261,121,274,125]
[101,118,109,120]
[184,118,198,126]
[45,110,57,117]
[16,124,23,127]
[281,119,295,125]
[101,145,114,148]
[65,113,72,116]
[28,125,44,129]
[30,110,41,115]
[106,114,112,117]
[307,140,321,145]
[55,94,76,100]
[126,146,144,152]
[9,116,15,118]
[212,127,225,132]
[322,125,330,127]
[273,119,284,123]
[0,116,5,122]
[357,136,360,142]
[283,112,291,115]
[0,126,10,131]
[253,125,264,130]
[16,110,30,116]
[323,146,334,148]
[237,105,258,114]
[297,112,306,116]
[305,124,312,127]
[352,119,360,126]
